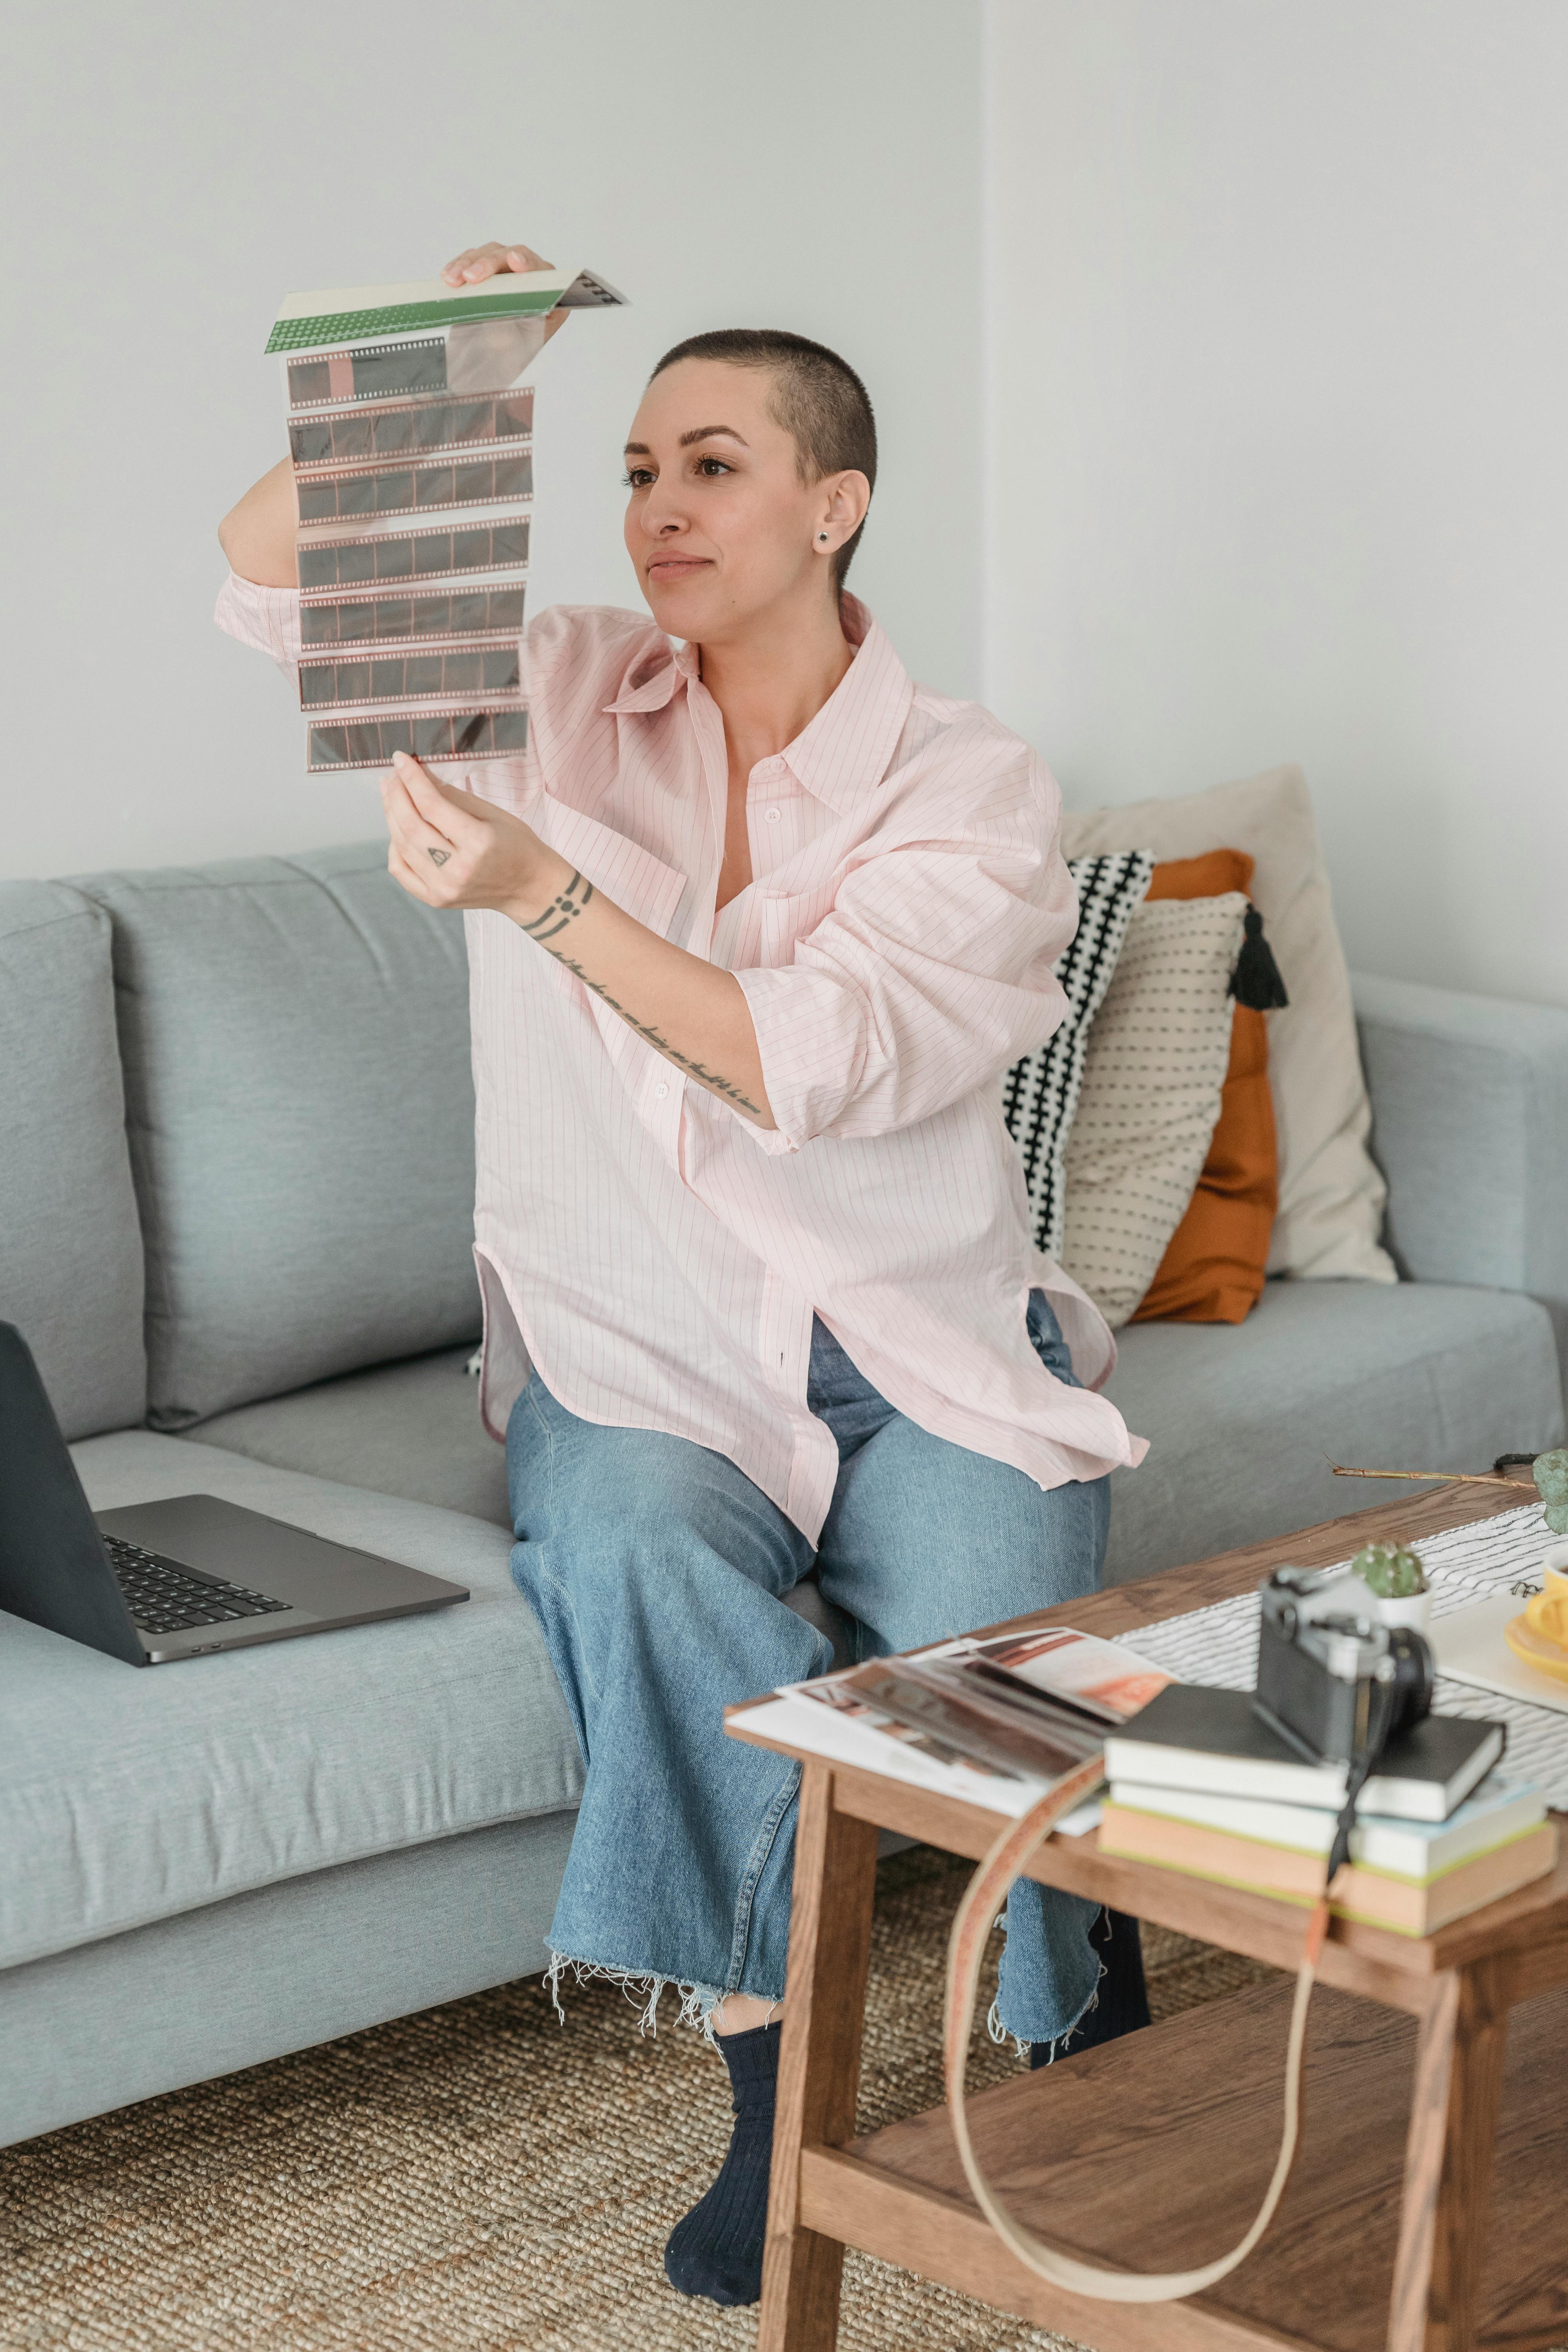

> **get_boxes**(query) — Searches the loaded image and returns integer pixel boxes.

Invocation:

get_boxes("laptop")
[0,1322,469,1665]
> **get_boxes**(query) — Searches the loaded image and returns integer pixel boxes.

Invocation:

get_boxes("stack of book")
[1100,1685,1557,1935]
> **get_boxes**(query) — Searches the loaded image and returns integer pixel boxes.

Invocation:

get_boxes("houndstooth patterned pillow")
[1001,851,1155,1261]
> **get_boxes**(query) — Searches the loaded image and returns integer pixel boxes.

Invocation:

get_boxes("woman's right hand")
[441,240,554,286]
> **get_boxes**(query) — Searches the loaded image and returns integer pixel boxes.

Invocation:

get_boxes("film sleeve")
[282,328,538,773]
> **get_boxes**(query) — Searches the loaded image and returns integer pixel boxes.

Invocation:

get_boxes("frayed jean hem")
[991,1970,1102,2063]
[543,1949,782,2050]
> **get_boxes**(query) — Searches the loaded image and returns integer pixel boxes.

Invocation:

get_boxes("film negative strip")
[298,585,528,650]
[284,319,539,771]
[297,520,530,592]
[307,708,530,773]
[288,339,450,409]
[296,453,533,525]
[300,646,522,708]
[288,389,533,466]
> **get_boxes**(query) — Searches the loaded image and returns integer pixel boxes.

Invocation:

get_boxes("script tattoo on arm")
[513,865,767,1119]
[551,955,766,1117]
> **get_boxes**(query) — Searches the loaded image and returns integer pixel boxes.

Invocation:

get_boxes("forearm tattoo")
[556,955,766,1116]
[521,868,593,941]
[514,871,764,1118]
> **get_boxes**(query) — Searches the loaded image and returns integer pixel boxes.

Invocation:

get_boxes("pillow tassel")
[1228,905,1289,1011]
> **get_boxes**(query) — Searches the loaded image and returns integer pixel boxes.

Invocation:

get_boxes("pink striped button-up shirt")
[217,578,1145,1541]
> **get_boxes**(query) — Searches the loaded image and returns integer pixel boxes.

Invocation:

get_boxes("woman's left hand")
[381,754,560,921]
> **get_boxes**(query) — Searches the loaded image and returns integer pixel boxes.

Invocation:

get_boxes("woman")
[218,238,1147,2309]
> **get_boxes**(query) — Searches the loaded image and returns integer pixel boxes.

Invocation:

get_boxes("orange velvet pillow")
[1129,850,1278,1324]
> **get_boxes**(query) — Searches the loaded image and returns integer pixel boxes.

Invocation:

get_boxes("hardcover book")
[1098,1802,1556,1935]
[1102,1769,1544,1880]
[1102,1682,1504,1822]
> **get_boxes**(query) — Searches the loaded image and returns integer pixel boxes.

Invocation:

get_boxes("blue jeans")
[507,1293,1110,2045]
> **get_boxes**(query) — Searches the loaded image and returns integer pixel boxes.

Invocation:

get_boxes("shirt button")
[765,807,782,823]
[655,1081,670,1099]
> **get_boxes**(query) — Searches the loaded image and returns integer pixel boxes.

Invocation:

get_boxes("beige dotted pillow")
[1061,894,1248,1327]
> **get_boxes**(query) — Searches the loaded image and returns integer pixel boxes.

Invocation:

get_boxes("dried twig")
[1327,1461,1538,1492]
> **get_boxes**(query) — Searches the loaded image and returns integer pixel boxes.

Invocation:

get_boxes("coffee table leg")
[1387,1958,1513,2352]
[758,1762,879,2352]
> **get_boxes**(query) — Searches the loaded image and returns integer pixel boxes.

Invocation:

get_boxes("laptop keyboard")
[103,1535,294,1637]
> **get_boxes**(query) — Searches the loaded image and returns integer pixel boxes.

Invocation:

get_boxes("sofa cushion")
[67,843,481,1429]
[0,881,145,1438]
[1061,893,1247,1327]
[1102,1278,1567,1585]
[1002,851,1153,1259]
[180,1350,857,1657]
[177,1287,1566,1635]
[1132,851,1278,1326]
[186,1345,510,1523]
[0,1432,580,1973]
[1354,973,1568,1394]
[0,1811,581,2152]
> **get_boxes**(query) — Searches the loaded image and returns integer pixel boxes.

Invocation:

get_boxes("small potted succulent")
[1350,1542,1431,1636]
[1533,1448,1568,1536]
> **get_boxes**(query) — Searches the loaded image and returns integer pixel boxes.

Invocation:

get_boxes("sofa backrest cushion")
[0,881,147,1436]
[68,844,479,1428]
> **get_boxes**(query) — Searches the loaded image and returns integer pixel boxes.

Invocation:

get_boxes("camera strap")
[944,1762,1325,2305]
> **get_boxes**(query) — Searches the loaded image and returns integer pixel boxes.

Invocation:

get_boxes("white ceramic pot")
[1375,1591,1432,1638]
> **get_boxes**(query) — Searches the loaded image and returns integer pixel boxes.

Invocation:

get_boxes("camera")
[1254,1564,1434,1768]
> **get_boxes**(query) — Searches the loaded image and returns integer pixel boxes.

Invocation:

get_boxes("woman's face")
[621,359,859,643]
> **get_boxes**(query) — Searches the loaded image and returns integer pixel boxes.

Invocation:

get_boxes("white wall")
[0,0,981,881]
[984,0,1568,1009]
[11,0,1564,1015]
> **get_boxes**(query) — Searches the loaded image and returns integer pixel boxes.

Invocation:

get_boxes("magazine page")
[742,1628,1170,1824]
[840,1654,1107,1782]
[734,1686,1103,1825]
[967,1625,1172,1722]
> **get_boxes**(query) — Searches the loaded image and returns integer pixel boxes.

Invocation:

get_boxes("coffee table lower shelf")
[796,1971,1568,2352]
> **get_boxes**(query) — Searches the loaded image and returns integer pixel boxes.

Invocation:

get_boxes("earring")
[817,532,829,544]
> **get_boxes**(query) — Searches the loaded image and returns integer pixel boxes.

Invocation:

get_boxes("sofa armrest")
[1353,971,1568,1385]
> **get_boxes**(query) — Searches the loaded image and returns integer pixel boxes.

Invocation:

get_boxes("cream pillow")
[1061,895,1247,1328]
[1060,766,1396,1284]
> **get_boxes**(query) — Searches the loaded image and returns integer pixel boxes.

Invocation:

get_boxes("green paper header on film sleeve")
[265,267,626,355]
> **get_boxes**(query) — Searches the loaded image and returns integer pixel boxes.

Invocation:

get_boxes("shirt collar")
[602,639,692,715]
[777,598,915,812]
[602,595,916,811]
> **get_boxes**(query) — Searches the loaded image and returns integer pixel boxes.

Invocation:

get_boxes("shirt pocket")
[527,797,689,940]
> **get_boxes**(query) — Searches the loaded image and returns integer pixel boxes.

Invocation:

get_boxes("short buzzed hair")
[648,328,877,591]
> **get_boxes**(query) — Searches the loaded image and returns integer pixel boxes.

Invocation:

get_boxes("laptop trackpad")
[94,1494,468,1618]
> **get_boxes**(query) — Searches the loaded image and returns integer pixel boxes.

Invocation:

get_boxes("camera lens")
[1382,1625,1434,1739]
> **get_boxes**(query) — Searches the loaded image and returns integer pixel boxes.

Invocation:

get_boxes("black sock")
[1030,1909,1151,2067]
[663,2020,781,2306]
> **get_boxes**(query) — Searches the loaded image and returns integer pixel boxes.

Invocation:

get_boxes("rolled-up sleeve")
[733,748,1077,1152]
[214,572,302,679]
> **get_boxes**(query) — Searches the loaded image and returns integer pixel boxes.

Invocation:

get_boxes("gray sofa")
[3,843,1564,2150]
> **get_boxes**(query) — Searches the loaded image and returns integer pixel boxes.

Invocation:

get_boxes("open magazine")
[735,1626,1171,1824]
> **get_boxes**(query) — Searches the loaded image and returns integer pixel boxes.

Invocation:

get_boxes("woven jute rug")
[0,1849,1283,2352]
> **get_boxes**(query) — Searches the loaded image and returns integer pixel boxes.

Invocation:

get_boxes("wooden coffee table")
[726,1483,1568,2352]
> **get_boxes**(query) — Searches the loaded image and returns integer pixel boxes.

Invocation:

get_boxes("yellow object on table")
[1505,1555,1568,1684]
